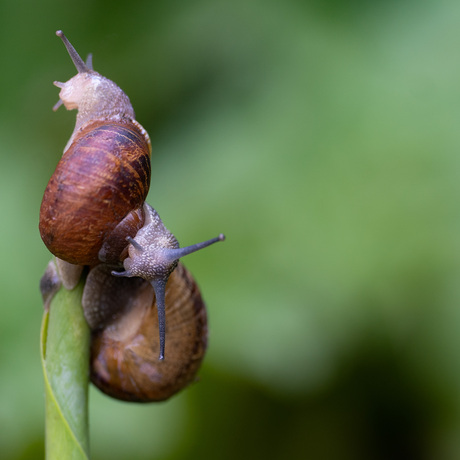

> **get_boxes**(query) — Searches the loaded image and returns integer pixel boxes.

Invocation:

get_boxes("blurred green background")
[2,0,460,458]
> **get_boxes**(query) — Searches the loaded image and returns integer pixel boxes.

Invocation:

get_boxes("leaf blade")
[41,280,90,459]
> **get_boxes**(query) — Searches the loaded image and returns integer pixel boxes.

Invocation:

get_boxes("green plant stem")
[41,279,90,459]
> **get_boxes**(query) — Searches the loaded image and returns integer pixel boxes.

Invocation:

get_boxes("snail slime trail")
[39,30,225,402]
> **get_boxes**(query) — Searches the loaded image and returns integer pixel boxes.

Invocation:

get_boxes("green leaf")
[41,279,90,459]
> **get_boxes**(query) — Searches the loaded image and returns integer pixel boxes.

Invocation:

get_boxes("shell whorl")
[39,120,151,265]
[88,263,208,402]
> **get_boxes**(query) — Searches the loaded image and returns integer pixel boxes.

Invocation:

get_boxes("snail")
[39,31,224,401]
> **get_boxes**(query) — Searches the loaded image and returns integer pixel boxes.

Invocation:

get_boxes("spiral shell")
[39,120,151,265]
[86,263,208,402]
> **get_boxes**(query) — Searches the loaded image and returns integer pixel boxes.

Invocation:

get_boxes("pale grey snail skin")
[52,30,141,153]
[111,204,224,360]
[39,31,225,402]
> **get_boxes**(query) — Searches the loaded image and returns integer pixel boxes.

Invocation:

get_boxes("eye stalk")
[112,203,225,360]
[56,30,90,74]
[53,31,94,112]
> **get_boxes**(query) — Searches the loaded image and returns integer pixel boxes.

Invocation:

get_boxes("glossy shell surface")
[89,263,208,402]
[39,120,151,265]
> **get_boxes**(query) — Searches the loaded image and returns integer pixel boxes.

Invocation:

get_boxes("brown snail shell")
[39,120,151,266]
[85,263,208,402]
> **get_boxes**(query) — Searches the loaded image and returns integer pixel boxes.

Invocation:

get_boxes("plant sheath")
[41,279,90,459]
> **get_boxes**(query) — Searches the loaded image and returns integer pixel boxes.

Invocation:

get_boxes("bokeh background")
[2,0,460,458]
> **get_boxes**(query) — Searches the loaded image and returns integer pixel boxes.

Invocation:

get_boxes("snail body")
[39,31,224,401]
